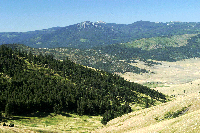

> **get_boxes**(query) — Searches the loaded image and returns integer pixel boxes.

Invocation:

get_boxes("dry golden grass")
[95,92,200,133]
[117,58,200,84]
[0,126,35,133]
[95,58,200,133]
[117,58,200,97]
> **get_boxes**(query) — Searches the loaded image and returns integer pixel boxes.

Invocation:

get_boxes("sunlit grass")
[2,112,103,132]
[142,82,170,88]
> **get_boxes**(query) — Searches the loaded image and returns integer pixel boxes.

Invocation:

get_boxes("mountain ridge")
[1,21,200,49]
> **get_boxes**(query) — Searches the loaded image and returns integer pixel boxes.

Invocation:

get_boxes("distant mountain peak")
[96,20,106,24]
[77,21,106,29]
[77,21,94,28]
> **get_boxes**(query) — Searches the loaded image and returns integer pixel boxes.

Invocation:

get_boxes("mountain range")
[1,21,200,49]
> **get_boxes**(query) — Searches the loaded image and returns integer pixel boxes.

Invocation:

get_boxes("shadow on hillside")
[60,113,72,117]
[17,111,72,118]
[1,111,73,122]
[25,111,52,118]
[9,116,30,120]
[0,116,29,122]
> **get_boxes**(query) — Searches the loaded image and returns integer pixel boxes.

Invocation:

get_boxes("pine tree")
[145,97,149,108]
[5,102,13,118]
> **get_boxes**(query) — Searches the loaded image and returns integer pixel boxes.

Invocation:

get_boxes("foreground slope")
[0,44,166,132]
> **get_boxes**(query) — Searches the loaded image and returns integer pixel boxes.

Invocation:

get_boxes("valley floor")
[118,58,200,85]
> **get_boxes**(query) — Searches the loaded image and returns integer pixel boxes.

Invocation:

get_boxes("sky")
[1,0,200,32]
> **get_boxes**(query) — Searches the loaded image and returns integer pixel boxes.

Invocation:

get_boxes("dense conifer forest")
[0,45,166,124]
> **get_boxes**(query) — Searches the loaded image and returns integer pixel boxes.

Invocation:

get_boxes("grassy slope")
[95,93,200,133]
[93,57,200,132]
[124,34,197,50]
[103,58,200,132]
[0,113,103,133]
[95,77,200,133]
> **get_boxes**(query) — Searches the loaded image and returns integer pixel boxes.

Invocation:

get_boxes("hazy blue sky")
[1,0,200,32]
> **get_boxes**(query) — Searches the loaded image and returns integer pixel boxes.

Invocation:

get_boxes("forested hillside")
[0,45,166,124]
